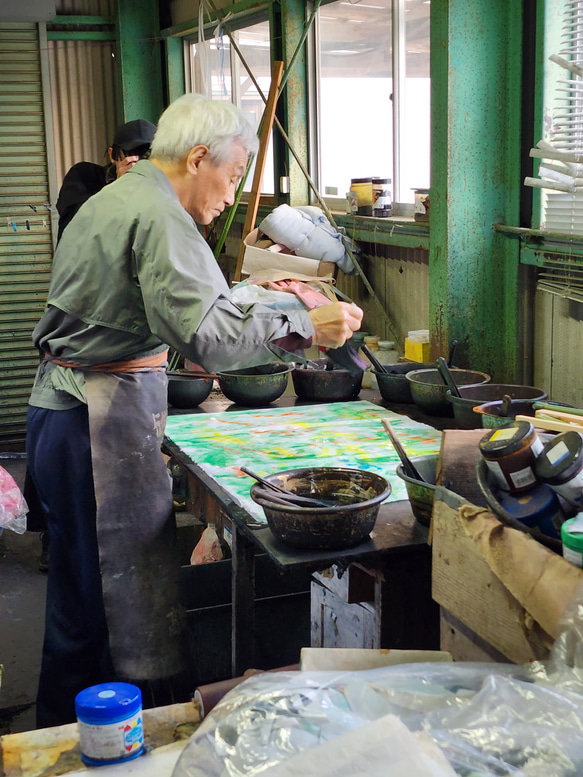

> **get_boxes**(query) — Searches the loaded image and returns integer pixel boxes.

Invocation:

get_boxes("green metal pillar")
[166,36,186,104]
[279,0,309,205]
[116,0,164,123]
[429,0,523,381]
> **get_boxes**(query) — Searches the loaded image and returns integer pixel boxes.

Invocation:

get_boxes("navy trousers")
[26,404,116,728]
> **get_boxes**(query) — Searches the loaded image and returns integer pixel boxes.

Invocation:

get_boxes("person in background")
[27,93,363,728]
[56,118,156,241]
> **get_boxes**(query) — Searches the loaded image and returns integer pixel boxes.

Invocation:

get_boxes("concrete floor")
[0,456,46,735]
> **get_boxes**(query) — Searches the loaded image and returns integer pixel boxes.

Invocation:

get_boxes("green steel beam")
[50,15,114,25]
[47,31,115,40]
[279,0,309,205]
[161,0,269,38]
[116,0,164,124]
[429,0,523,382]
[335,215,429,251]
[165,36,186,103]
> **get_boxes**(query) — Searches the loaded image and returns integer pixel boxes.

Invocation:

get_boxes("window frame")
[308,0,430,213]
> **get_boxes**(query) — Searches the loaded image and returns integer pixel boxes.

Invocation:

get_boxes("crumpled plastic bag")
[172,586,583,777]
[190,525,224,565]
[0,465,27,534]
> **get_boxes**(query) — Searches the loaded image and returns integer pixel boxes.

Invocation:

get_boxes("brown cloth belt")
[44,349,169,373]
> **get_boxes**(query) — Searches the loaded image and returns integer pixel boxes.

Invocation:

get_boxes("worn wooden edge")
[431,496,553,664]
[1,701,200,777]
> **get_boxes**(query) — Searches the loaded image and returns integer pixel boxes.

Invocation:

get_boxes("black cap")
[112,119,156,152]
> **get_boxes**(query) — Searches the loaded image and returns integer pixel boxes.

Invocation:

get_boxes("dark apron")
[85,369,186,680]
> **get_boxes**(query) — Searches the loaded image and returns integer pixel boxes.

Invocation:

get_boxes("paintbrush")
[381,418,426,482]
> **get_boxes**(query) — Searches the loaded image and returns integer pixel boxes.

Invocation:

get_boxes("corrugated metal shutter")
[0,23,53,444]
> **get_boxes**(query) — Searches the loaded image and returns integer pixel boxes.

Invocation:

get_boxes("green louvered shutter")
[0,23,53,444]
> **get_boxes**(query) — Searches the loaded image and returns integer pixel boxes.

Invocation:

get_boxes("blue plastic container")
[75,682,144,766]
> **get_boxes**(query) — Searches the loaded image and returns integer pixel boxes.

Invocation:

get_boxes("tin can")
[535,431,583,508]
[350,178,373,216]
[479,421,543,493]
[75,682,144,766]
[372,178,391,217]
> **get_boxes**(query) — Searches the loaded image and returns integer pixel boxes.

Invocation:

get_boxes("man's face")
[187,142,248,225]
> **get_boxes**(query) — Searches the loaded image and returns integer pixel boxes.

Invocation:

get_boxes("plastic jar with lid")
[350,178,373,216]
[75,682,144,766]
[561,514,583,567]
[479,421,544,493]
[535,431,583,508]
[377,340,399,365]
[372,178,392,217]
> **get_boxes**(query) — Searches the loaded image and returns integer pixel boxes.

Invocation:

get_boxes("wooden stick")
[516,414,583,434]
[535,408,583,425]
[234,60,284,283]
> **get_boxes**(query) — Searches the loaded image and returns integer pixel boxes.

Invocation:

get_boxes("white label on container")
[484,459,510,490]
[78,711,143,761]
[509,466,536,490]
[563,546,583,568]
[532,436,544,457]
[552,472,583,507]
[490,427,519,442]
[547,440,570,466]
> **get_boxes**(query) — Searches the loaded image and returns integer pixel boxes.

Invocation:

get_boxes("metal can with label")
[479,421,543,493]
[372,178,392,217]
[535,431,583,507]
[75,682,145,766]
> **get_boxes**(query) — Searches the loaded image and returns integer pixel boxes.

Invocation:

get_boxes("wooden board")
[436,428,488,506]
[431,491,553,664]
[1,702,200,777]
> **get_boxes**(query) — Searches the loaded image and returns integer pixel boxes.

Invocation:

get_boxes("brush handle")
[381,419,426,482]
[361,344,389,374]
[436,357,461,398]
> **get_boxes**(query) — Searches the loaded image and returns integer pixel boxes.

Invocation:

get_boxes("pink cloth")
[267,279,331,310]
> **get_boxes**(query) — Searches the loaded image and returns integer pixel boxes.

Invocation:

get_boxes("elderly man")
[27,93,362,728]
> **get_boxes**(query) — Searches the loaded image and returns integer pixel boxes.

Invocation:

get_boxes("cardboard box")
[242,229,336,278]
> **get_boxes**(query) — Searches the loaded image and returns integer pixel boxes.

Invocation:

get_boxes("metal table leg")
[231,524,256,676]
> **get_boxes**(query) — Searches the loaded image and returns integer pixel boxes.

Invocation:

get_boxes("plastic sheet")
[0,464,27,534]
[172,590,583,777]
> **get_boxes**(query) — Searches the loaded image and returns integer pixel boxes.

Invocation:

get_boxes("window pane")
[190,21,274,194]
[318,0,393,202]
[316,0,430,207]
[402,0,430,200]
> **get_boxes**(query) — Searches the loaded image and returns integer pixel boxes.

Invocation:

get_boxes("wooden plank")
[431,495,553,663]
[436,428,488,506]
[234,60,284,282]
[0,702,200,777]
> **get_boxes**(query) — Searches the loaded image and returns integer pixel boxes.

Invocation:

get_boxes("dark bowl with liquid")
[217,363,293,407]
[373,362,436,404]
[250,467,391,550]
[292,359,362,402]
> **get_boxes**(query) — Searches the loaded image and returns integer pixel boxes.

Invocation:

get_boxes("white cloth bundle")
[258,204,357,274]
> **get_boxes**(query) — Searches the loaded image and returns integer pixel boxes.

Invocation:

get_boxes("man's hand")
[308,302,363,348]
[116,155,140,178]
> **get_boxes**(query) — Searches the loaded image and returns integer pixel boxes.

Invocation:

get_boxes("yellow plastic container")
[404,338,430,362]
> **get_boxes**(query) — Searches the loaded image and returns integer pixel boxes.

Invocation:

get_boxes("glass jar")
[350,178,373,216]
[372,178,392,217]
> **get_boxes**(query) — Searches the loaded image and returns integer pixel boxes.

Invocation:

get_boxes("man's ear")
[108,147,114,163]
[185,145,209,175]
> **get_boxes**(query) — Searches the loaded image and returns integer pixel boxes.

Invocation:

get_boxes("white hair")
[150,93,259,165]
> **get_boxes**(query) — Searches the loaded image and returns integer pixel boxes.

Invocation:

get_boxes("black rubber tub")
[292,359,363,402]
[446,384,547,429]
[373,362,436,404]
[217,364,293,407]
[167,371,214,409]
[250,467,391,551]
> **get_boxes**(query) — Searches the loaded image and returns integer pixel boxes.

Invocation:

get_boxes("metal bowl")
[250,467,391,550]
[167,372,214,409]
[292,359,362,402]
[473,399,538,428]
[217,364,293,407]
[406,368,491,416]
[446,384,547,429]
[373,362,436,404]
[395,455,438,527]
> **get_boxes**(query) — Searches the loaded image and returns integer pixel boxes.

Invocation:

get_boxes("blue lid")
[497,483,560,528]
[75,682,142,721]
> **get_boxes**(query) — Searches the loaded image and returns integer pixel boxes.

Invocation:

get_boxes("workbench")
[164,389,453,677]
